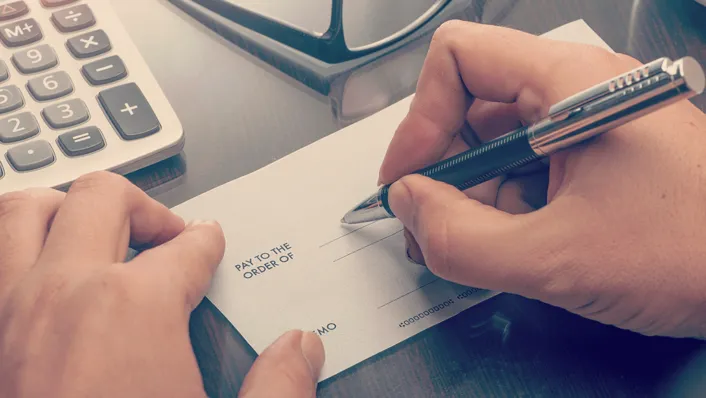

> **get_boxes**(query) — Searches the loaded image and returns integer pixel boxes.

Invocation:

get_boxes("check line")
[332,228,403,262]
[377,278,441,309]
[319,220,379,248]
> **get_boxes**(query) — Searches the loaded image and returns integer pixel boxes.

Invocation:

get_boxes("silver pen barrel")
[529,57,705,155]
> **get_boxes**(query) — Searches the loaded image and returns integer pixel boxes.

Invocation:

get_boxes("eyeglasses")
[188,0,452,63]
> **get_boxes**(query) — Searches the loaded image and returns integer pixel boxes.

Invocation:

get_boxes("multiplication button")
[98,83,160,140]
[67,30,111,59]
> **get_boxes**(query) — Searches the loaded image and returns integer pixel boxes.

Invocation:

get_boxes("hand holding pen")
[368,21,706,339]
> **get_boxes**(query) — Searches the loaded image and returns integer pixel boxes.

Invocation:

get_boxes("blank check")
[172,20,615,381]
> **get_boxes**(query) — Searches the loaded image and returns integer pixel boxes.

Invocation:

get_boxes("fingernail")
[299,332,325,379]
[407,243,425,266]
[405,247,416,264]
[403,229,425,266]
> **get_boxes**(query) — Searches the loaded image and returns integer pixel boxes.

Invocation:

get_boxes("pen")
[341,56,705,224]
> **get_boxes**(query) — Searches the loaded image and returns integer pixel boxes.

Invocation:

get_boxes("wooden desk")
[113,0,706,396]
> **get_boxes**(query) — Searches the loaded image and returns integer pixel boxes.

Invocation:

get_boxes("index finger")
[38,171,185,268]
[378,21,578,184]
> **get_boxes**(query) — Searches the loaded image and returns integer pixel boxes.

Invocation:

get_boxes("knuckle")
[576,46,641,73]
[70,171,131,197]
[30,271,71,311]
[94,267,143,303]
[0,190,45,219]
[431,19,467,47]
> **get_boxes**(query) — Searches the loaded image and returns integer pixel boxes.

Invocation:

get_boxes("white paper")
[172,20,614,381]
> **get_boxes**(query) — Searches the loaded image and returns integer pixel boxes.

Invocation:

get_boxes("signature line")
[377,278,441,309]
[319,221,379,248]
[332,229,403,262]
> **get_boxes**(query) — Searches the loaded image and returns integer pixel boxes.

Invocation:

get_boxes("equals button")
[58,126,105,157]
[82,55,127,86]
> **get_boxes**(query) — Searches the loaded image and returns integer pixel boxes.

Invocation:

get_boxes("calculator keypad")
[0,0,175,187]
[0,85,24,114]
[27,71,74,101]
[0,112,39,143]
[51,4,94,32]
[12,44,58,74]
[67,29,110,58]
[7,140,54,171]
[0,18,41,47]
[42,98,88,129]
[0,2,29,22]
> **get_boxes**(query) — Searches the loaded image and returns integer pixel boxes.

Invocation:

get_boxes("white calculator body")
[0,0,184,193]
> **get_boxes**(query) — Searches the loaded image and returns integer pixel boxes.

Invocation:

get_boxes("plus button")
[120,103,138,116]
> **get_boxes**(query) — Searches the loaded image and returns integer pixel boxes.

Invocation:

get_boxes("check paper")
[172,20,615,381]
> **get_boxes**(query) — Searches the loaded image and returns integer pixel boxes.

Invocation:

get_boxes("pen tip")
[340,217,346,224]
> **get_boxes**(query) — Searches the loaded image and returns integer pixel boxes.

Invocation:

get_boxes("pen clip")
[547,57,672,121]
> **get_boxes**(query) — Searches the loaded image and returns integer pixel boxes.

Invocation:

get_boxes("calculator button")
[0,18,41,47]
[12,44,58,74]
[0,2,29,22]
[99,83,160,140]
[0,61,8,83]
[67,30,111,59]
[27,72,74,101]
[82,55,127,85]
[51,4,95,33]
[41,0,78,7]
[0,112,39,143]
[58,126,104,157]
[42,98,89,129]
[0,85,23,114]
[7,140,54,171]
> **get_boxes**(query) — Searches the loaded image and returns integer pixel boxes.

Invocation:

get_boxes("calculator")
[0,0,184,194]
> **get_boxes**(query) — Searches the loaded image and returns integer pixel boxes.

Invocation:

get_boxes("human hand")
[0,171,324,397]
[379,21,706,339]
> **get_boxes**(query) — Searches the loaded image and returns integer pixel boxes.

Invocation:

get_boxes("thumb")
[239,330,325,398]
[388,174,561,296]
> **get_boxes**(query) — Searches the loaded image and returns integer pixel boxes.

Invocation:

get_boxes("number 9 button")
[12,44,58,74]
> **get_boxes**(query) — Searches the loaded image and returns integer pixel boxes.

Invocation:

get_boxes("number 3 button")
[42,98,89,129]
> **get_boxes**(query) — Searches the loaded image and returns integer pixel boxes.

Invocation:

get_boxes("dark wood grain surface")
[111,0,706,396]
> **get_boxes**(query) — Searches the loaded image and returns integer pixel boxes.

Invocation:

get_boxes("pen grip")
[418,127,541,190]
[380,127,542,217]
